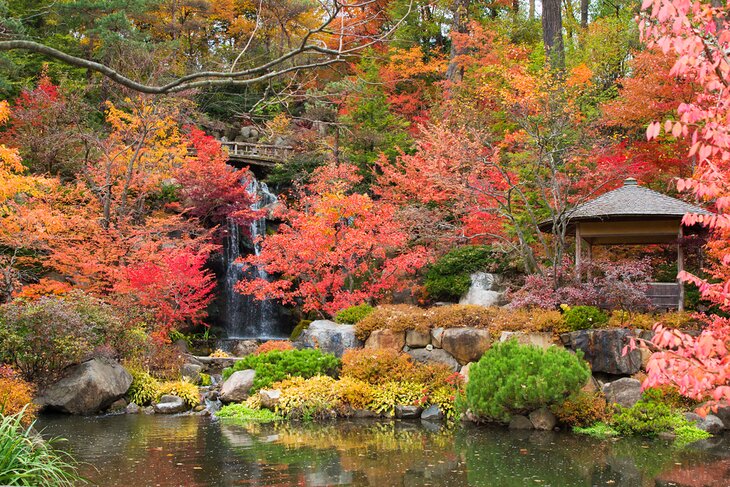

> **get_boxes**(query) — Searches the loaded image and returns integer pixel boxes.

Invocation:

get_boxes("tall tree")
[542,0,564,68]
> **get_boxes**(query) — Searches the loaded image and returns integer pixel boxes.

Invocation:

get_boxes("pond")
[36,414,730,487]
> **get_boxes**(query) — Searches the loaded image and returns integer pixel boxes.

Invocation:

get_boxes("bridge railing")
[220,141,295,163]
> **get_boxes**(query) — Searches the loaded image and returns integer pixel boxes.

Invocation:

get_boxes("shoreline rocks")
[294,320,363,357]
[220,369,256,403]
[35,358,132,415]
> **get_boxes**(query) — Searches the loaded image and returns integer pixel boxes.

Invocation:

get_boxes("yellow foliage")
[157,380,200,407]
[0,374,37,423]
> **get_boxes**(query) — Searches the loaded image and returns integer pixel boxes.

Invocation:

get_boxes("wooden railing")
[219,141,294,165]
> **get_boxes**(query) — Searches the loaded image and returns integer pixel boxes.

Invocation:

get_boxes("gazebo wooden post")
[677,226,685,312]
[586,241,593,280]
[575,223,582,281]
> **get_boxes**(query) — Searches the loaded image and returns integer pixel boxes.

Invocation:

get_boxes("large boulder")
[406,329,431,348]
[459,272,504,307]
[499,331,555,350]
[259,389,281,409]
[698,415,725,434]
[509,415,534,430]
[365,329,406,351]
[431,327,445,348]
[407,348,460,372]
[181,363,203,383]
[560,328,641,375]
[36,358,132,415]
[294,320,363,357]
[220,369,256,403]
[602,378,642,408]
[441,328,491,365]
[154,395,189,414]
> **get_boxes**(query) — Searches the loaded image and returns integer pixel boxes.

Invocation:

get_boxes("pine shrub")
[563,305,608,331]
[466,340,590,421]
[334,304,374,324]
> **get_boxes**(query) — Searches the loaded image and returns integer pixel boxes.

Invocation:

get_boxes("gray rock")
[407,348,460,372]
[259,389,281,409]
[684,412,702,424]
[712,401,730,429]
[294,320,363,357]
[560,328,641,375]
[154,395,188,414]
[441,328,491,365]
[395,405,422,419]
[658,431,677,441]
[36,358,132,415]
[406,329,431,348]
[459,362,473,384]
[351,408,377,418]
[108,398,127,412]
[206,390,219,401]
[181,363,203,383]
[431,327,445,348]
[528,408,557,431]
[459,272,504,307]
[602,378,642,408]
[509,415,534,430]
[232,340,258,357]
[220,370,256,403]
[421,404,443,421]
[126,402,140,414]
[698,415,724,435]
[143,406,155,415]
[499,331,555,350]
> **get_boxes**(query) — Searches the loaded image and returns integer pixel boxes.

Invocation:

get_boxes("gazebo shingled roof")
[567,178,712,222]
[539,178,714,311]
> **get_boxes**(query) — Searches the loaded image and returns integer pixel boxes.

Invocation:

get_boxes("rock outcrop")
[365,329,406,352]
[407,348,460,371]
[36,358,132,415]
[560,328,641,375]
[441,328,491,365]
[220,370,256,403]
[602,377,642,408]
[294,320,363,357]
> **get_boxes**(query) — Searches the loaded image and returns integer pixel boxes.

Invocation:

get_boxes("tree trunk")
[529,0,535,20]
[542,0,564,69]
[580,0,589,28]
[513,0,519,14]
[446,0,470,83]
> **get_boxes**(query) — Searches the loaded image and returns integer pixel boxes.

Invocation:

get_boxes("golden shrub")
[355,304,425,340]
[0,371,37,422]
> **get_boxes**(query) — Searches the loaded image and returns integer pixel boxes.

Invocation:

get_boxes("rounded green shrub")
[222,349,340,392]
[465,340,590,421]
[334,304,374,324]
[563,305,608,331]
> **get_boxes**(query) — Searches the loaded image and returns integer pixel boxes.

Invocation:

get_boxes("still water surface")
[36,414,730,487]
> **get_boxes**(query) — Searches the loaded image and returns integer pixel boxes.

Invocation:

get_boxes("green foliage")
[289,320,312,341]
[465,340,590,421]
[216,404,282,423]
[673,423,711,446]
[199,373,212,387]
[222,349,340,392]
[0,292,129,383]
[0,409,83,486]
[157,381,200,408]
[563,305,608,331]
[425,246,506,301]
[127,369,160,406]
[334,304,374,324]
[573,422,619,438]
[610,389,694,438]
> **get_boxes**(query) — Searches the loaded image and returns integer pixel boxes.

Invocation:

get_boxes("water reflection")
[35,415,730,487]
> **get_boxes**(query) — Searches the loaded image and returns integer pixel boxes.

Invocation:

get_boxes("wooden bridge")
[219,141,295,167]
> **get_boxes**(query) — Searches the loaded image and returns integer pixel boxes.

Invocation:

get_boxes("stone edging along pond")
[32,322,730,439]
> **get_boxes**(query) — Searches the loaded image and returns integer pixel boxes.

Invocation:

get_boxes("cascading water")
[221,177,288,339]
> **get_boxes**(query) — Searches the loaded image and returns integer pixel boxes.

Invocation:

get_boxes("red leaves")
[235,162,431,316]
[176,127,259,229]
[116,246,216,332]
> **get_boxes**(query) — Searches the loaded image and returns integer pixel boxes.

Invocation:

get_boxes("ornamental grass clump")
[157,380,200,408]
[466,340,590,422]
[222,349,340,391]
[216,404,281,423]
[126,369,160,406]
[0,410,83,486]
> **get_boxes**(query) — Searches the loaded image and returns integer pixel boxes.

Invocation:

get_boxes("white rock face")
[459,272,503,307]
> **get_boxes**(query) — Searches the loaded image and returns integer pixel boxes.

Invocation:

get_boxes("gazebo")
[546,178,712,311]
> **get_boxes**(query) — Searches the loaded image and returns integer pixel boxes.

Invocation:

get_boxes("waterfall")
[221,177,288,339]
